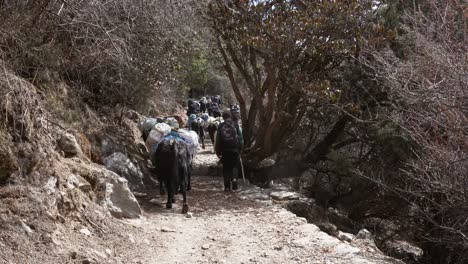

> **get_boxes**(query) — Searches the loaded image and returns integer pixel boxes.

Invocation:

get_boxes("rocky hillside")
[0,61,178,262]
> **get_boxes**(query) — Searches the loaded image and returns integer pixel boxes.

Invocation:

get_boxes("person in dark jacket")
[212,103,222,118]
[230,104,241,124]
[187,99,200,117]
[215,110,243,191]
[200,97,207,113]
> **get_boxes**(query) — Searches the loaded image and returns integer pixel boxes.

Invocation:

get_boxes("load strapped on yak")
[146,122,172,155]
[177,128,200,156]
[138,118,158,140]
[139,116,200,163]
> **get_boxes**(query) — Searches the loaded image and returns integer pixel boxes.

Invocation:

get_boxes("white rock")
[201,244,210,250]
[44,177,57,195]
[80,228,91,236]
[354,229,374,241]
[93,168,142,219]
[160,227,177,233]
[270,191,300,201]
[103,152,145,192]
[66,174,80,190]
[20,221,33,234]
[58,133,81,156]
[338,231,355,242]
[128,234,136,243]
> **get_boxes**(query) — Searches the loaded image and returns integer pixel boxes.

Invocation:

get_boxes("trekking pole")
[239,156,246,183]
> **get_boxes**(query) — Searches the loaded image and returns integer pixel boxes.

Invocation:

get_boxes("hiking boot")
[232,179,238,190]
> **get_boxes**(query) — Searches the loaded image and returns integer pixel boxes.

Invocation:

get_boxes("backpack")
[219,120,239,150]
[193,101,200,113]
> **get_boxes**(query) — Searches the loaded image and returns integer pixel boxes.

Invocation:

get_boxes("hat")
[231,104,240,113]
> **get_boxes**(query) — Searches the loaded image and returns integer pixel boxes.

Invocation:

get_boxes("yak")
[153,138,191,213]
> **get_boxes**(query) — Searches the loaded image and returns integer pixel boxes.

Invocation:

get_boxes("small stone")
[128,234,136,243]
[58,133,81,156]
[44,177,57,195]
[338,231,354,242]
[70,252,78,259]
[185,212,193,218]
[270,191,300,201]
[160,227,177,233]
[105,248,112,256]
[20,221,33,234]
[355,229,374,241]
[201,244,210,250]
[273,245,283,250]
[79,228,91,236]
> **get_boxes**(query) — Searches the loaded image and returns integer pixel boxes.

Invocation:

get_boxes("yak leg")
[181,166,189,214]
[187,162,192,191]
[160,180,166,195]
[166,180,174,209]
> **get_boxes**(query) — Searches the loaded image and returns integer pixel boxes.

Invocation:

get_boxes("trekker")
[212,103,222,118]
[212,95,222,106]
[230,104,241,124]
[215,110,243,191]
[200,97,208,113]
[187,99,200,117]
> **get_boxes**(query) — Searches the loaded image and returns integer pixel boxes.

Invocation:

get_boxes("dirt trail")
[115,144,400,264]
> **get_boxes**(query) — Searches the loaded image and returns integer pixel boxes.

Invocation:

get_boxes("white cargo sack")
[145,130,164,153]
[145,123,171,156]
[145,123,171,152]
[166,117,179,130]
[178,129,200,155]
[154,122,171,135]
[207,117,216,124]
[138,118,158,133]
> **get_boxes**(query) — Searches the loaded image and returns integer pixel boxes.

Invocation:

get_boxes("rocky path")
[115,144,401,264]
[0,143,402,264]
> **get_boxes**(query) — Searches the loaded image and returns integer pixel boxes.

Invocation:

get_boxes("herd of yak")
[138,95,235,213]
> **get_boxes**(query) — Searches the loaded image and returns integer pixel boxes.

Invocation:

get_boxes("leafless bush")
[0,59,45,141]
[0,0,207,112]
[362,1,468,262]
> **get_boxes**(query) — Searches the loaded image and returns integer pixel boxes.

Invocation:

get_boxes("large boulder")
[59,158,142,219]
[58,133,82,157]
[90,167,142,219]
[103,152,145,193]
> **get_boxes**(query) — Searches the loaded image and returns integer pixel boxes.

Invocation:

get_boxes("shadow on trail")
[137,141,265,218]
[138,175,262,217]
